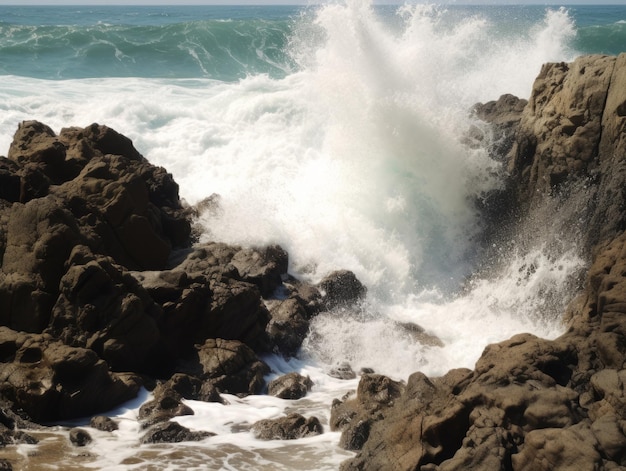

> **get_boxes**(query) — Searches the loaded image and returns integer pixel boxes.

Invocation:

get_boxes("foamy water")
[0,2,587,469]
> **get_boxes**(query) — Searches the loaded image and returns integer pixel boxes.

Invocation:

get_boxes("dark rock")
[89,415,118,432]
[318,270,366,309]
[46,245,163,374]
[0,459,12,470]
[230,245,288,298]
[252,413,323,440]
[267,372,313,400]
[140,420,214,444]
[69,427,92,447]
[138,387,194,427]
[329,362,357,380]
[339,419,370,451]
[266,297,310,356]
[0,327,141,422]
[180,338,269,396]
[154,373,224,404]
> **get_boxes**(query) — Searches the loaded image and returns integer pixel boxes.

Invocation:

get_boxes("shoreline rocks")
[340,53,626,470]
[0,52,624,471]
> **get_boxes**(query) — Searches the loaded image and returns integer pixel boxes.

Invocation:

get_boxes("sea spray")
[0,4,595,469]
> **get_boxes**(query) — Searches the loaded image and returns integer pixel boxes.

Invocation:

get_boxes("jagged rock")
[140,421,214,444]
[331,374,405,452]
[230,245,288,298]
[0,327,141,422]
[138,387,194,427]
[252,413,323,440]
[89,416,118,432]
[69,427,92,447]
[266,297,310,356]
[180,338,269,396]
[318,270,367,310]
[267,372,313,400]
[46,245,163,374]
[154,373,224,404]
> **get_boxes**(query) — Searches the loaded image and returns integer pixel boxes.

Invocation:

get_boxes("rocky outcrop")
[340,53,626,471]
[0,120,328,423]
[0,327,140,422]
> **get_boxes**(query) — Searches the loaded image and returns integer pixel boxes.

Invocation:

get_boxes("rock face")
[340,53,626,471]
[0,121,326,422]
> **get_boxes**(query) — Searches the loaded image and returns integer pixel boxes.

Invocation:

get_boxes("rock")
[154,373,224,404]
[397,322,444,348]
[472,93,528,157]
[267,372,313,400]
[46,245,163,374]
[266,297,310,357]
[331,374,405,452]
[69,427,92,447]
[140,421,214,444]
[252,413,323,440]
[180,338,270,396]
[511,421,602,470]
[318,270,367,310]
[0,196,83,333]
[0,459,12,470]
[329,362,357,380]
[138,387,194,427]
[89,416,118,432]
[230,245,288,298]
[0,327,141,422]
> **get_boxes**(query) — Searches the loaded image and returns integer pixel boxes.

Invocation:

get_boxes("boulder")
[252,413,323,440]
[0,327,141,422]
[153,373,224,404]
[89,416,118,432]
[318,270,367,310]
[140,421,214,444]
[138,387,194,428]
[265,297,310,357]
[180,338,269,396]
[69,427,92,447]
[46,245,163,374]
[267,372,313,400]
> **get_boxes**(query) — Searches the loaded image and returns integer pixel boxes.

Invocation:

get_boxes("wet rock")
[267,372,313,400]
[138,387,194,427]
[0,327,141,422]
[329,362,357,380]
[89,416,118,432]
[181,338,270,396]
[0,459,12,470]
[266,297,310,357]
[397,322,444,347]
[252,413,323,440]
[318,270,366,310]
[155,373,224,404]
[46,245,163,374]
[69,427,92,447]
[140,420,214,444]
[230,245,288,298]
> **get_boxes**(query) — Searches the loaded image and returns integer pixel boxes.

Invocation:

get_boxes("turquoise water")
[0,5,624,80]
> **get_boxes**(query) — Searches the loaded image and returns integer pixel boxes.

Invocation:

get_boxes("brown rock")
[267,372,313,400]
[252,413,323,440]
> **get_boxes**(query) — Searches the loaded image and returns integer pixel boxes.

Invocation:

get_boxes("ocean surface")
[0,2,624,470]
